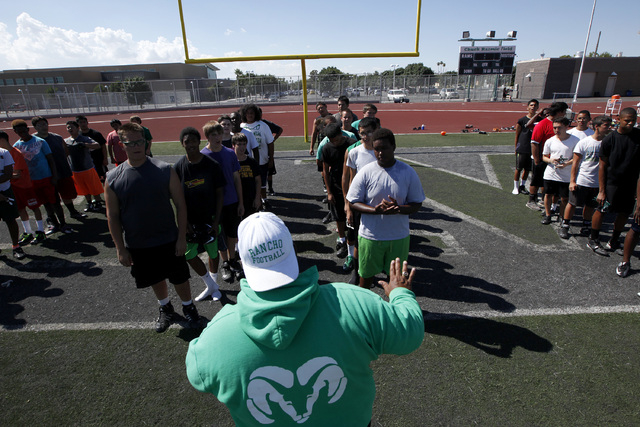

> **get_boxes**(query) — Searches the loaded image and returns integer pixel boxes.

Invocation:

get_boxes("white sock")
[21,220,33,234]
[158,297,171,306]
[209,272,218,282]
[348,245,355,257]
[339,236,346,244]
[181,299,193,306]
[36,220,44,232]
[513,180,519,190]
[201,273,219,291]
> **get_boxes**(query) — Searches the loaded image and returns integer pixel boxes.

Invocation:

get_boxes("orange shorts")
[72,169,104,196]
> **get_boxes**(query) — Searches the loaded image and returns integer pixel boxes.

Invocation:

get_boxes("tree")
[587,51,612,57]
[403,63,434,76]
[111,77,152,107]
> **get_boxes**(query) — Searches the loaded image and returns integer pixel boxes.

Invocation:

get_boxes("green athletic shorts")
[358,235,410,279]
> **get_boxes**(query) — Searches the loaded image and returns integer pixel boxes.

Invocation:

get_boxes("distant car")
[439,88,460,99]
[387,89,410,103]
[8,103,26,111]
[374,89,381,96]
[427,87,438,94]
[268,94,279,102]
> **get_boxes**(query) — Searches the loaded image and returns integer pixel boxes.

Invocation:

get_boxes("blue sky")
[0,0,638,79]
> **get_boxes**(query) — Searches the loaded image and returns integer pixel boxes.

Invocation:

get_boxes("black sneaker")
[558,226,570,239]
[604,239,621,252]
[18,233,33,246]
[616,262,631,278]
[84,203,95,212]
[229,258,244,280]
[519,185,529,195]
[221,261,233,282]
[70,211,88,220]
[322,212,332,224]
[336,241,347,258]
[587,239,609,256]
[13,247,26,260]
[182,303,202,327]
[541,216,552,225]
[32,231,46,244]
[45,225,60,235]
[267,188,275,196]
[156,302,175,333]
[579,226,591,236]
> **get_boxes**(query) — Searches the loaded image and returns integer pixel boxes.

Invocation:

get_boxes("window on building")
[26,78,34,84]
[55,76,64,83]
[16,78,24,85]
[36,77,44,84]
[5,79,14,85]
[45,77,54,84]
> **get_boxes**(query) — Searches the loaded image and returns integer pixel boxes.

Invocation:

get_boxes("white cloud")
[0,13,199,69]
[224,29,233,36]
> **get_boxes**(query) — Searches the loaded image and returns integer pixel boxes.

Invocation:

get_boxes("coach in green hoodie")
[186,212,424,426]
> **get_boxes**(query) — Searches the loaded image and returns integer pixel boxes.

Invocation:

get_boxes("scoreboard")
[458,45,516,75]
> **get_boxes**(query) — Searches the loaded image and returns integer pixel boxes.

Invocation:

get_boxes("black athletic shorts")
[0,189,19,222]
[220,203,241,239]
[328,187,346,223]
[606,183,636,214]
[515,153,532,172]
[530,161,547,187]
[128,241,191,289]
[543,179,569,198]
[569,185,598,208]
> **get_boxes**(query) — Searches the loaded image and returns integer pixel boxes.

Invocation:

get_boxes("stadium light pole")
[573,0,597,105]
[391,64,400,89]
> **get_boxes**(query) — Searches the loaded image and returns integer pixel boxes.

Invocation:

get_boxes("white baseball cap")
[237,212,299,292]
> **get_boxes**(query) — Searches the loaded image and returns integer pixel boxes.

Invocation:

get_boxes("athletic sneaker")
[70,211,87,220]
[45,225,60,235]
[322,212,332,224]
[604,239,621,252]
[229,258,244,281]
[60,224,74,234]
[156,302,175,333]
[526,201,541,211]
[336,241,348,258]
[182,303,202,327]
[84,203,95,212]
[536,200,545,209]
[13,247,26,260]
[558,227,570,239]
[267,188,275,196]
[541,215,552,225]
[519,185,529,195]
[616,262,630,278]
[511,187,519,195]
[221,261,233,282]
[18,233,34,246]
[31,231,46,244]
[587,239,609,256]
[579,226,591,236]
[342,255,355,272]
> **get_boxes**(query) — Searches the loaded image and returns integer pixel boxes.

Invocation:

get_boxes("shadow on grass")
[424,312,553,358]
[412,258,515,313]
[0,275,63,328]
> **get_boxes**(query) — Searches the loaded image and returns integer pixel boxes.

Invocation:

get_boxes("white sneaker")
[512,188,519,195]
[195,286,222,302]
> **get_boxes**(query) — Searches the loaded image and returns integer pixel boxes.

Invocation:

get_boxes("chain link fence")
[1,73,515,118]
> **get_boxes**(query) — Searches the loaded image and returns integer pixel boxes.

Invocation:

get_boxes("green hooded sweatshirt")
[186,266,424,426]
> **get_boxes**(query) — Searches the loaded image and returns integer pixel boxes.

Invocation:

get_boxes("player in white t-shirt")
[557,115,613,239]
[568,110,595,141]
[540,117,580,225]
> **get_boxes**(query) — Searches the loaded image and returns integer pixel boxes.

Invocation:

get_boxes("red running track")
[1,100,621,143]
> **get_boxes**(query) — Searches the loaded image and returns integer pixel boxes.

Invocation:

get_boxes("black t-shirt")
[238,156,260,210]
[83,128,107,172]
[600,128,640,186]
[321,137,356,190]
[516,115,537,154]
[173,155,226,225]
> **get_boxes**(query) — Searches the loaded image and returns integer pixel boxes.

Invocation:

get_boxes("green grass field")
[2,313,638,426]
[150,132,514,155]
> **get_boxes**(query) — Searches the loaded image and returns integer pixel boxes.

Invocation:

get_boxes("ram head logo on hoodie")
[246,356,348,424]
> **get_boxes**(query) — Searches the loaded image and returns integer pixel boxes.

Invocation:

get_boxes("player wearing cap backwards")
[186,212,424,426]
